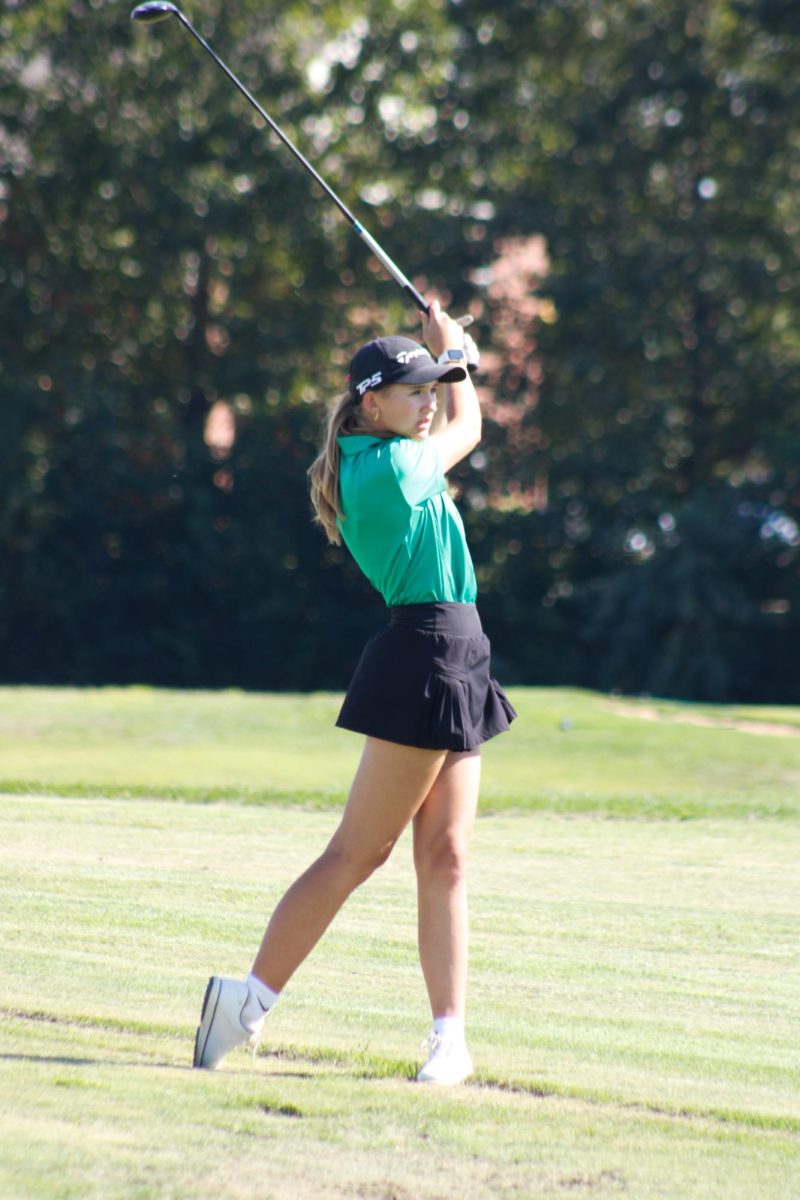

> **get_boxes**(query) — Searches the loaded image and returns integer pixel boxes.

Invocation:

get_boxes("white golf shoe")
[416,1033,473,1086]
[193,976,265,1070]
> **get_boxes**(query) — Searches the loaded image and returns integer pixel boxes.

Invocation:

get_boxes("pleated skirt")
[336,602,517,752]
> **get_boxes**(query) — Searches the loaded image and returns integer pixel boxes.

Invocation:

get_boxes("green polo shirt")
[337,435,478,607]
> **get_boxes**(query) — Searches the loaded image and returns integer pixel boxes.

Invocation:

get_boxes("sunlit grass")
[1,686,799,1197]
[4,685,799,817]
[1,793,798,1199]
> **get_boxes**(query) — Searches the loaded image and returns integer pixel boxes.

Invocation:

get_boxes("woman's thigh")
[328,736,449,866]
[412,749,481,865]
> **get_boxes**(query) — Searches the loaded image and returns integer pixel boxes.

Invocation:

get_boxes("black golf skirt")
[336,602,517,752]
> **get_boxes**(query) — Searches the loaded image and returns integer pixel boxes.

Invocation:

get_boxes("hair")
[308,389,374,545]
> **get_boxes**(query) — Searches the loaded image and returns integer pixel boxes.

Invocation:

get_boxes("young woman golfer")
[193,299,516,1085]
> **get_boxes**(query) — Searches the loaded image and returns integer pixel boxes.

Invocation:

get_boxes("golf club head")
[131,1,180,23]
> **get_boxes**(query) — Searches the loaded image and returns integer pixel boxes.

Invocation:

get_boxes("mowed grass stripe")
[3,798,799,1095]
[2,790,799,1200]
[2,685,799,817]
[1,686,799,1198]
[3,1006,798,1137]
[3,1038,793,1200]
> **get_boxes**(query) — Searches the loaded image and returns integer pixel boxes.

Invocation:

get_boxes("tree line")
[1,0,798,701]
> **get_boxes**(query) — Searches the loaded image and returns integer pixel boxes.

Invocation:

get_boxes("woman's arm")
[421,300,482,473]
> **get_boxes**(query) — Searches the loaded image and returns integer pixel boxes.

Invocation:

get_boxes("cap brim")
[400,362,467,386]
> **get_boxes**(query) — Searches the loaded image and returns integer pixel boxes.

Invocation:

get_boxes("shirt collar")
[337,434,389,456]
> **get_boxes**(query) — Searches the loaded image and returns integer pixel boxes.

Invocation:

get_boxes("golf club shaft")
[159,8,430,314]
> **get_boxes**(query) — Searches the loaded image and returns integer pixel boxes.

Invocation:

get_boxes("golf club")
[131,1,439,316]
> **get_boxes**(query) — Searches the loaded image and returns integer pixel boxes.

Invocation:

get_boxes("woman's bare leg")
[412,749,481,1020]
[251,737,447,992]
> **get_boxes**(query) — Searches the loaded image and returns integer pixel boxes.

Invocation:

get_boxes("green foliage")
[0,0,798,697]
[447,0,800,698]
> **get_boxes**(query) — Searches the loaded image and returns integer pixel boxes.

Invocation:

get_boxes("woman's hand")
[419,299,482,473]
[419,298,465,360]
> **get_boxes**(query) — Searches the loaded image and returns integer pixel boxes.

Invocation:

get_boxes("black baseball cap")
[348,336,466,400]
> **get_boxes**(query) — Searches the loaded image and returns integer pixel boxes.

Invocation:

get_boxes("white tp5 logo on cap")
[356,371,383,395]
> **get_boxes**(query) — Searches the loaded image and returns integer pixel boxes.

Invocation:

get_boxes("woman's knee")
[415,829,469,888]
[323,834,395,887]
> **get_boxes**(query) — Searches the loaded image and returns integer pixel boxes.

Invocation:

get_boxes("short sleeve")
[388,438,446,508]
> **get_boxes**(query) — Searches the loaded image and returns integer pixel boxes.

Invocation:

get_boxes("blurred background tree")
[1,0,798,700]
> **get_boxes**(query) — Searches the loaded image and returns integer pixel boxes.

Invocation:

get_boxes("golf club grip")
[405,284,430,315]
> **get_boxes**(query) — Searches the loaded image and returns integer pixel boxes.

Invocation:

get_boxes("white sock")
[241,972,280,1031]
[432,1016,465,1043]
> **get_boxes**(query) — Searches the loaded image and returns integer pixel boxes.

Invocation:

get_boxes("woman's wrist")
[436,347,466,364]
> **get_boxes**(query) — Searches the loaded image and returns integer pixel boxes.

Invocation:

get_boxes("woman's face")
[365,382,439,439]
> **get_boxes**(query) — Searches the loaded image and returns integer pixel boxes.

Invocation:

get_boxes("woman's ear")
[362,390,380,423]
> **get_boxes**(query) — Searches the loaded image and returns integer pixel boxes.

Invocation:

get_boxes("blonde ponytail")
[308,391,372,545]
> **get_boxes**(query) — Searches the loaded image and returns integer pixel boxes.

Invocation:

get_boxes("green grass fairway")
[1,685,798,817]
[1,687,799,1198]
